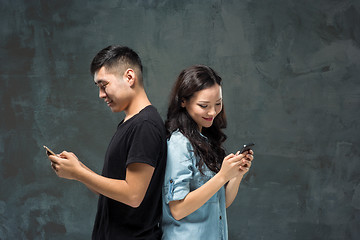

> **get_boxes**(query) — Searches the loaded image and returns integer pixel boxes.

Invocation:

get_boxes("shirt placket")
[218,192,225,240]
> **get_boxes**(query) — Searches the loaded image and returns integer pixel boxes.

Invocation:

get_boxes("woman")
[162,65,254,240]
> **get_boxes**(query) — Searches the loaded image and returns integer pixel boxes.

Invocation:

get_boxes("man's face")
[94,66,132,112]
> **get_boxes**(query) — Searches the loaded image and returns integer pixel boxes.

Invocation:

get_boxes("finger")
[233,160,244,167]
[59,151,70,158]
[51,162,58,171]
[236,152,247,160]
[228,155,242,164]
[48,154,61,164]
[239,165,249,172]
[224,153,235,161]
[242,158,251,164]
[241,159,251,168]
[61,151,76,158]
[246,154,254,161]
[60,151,77,160]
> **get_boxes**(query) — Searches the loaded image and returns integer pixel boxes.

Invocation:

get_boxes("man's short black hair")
[90,45,143,84]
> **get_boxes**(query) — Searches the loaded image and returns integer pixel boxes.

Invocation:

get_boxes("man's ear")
[124,68,136,87]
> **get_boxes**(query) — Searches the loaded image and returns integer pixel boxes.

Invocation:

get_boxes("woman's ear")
[180,99,186,108]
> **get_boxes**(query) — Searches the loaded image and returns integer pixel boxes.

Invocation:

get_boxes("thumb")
[48,154,60,163]
[224,153,235,161]
[59,151,71,159]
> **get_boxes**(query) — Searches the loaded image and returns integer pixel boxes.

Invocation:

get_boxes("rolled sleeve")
[164,131,195,204]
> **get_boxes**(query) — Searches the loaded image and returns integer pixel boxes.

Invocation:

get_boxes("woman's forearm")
[169,172,228,220]
[225,175,243,208]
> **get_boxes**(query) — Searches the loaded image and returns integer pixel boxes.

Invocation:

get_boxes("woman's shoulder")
[168,129,188,141]
[168,130,192,149]
[167,130,196,165]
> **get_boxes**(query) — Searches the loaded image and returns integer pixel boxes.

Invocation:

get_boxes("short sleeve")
[164,132,195,204]
[126,120,162,167]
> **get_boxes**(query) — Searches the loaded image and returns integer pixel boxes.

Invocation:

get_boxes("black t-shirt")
[92,105,167,240]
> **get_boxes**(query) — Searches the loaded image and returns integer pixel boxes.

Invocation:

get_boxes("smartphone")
[43,145,56,156]
[240,143,255,154]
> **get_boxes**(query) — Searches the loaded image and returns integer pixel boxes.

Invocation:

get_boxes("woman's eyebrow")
[198,98,222,103]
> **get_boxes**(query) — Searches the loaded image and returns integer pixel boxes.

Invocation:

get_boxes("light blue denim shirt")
[162,130,228,240]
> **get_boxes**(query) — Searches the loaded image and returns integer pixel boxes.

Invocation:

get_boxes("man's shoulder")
[129,105,166,134]
[138,105,161,118]
[136,105,164,126]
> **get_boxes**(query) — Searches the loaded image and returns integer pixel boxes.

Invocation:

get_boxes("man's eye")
[100,82,109,89]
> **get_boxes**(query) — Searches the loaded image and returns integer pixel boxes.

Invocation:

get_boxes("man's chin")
[107,103,123,113]
[110,107,119,112]
[110,107,122,113]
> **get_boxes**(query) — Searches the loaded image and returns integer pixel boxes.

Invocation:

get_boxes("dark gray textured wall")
[1,0,359,239]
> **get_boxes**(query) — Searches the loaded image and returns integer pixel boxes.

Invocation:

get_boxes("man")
[48,45,167,239]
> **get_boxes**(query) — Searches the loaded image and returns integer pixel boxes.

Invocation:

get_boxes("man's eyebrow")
[94,79,106,85]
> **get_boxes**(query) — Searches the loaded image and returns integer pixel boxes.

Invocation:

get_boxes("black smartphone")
[43,145,56,156]
[240,143,255,154]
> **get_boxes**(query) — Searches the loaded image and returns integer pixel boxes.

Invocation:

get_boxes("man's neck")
[123,90,151,122]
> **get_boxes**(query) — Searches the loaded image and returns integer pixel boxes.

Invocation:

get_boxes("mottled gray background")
[1,0,359,239]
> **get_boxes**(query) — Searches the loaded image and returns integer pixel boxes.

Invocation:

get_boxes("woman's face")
[182,84,223,132]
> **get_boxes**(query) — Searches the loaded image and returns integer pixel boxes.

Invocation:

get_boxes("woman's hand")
[224,150,254,208]
[238,149,254,175]
[218,153,246,182]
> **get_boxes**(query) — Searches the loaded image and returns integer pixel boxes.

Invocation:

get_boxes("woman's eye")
[198,104,207,108]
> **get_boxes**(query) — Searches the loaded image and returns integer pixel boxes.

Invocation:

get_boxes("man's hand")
[48,151,83,180]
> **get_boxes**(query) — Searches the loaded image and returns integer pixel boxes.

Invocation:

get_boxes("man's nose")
[99,88,107,99]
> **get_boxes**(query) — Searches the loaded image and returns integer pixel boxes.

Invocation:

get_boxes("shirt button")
[219,216,222,220]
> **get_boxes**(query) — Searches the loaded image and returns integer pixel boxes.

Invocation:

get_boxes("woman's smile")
[203,117,214,121]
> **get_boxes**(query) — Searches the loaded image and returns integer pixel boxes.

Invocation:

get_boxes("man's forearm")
[78,161,99,195]
[75,163,154,208]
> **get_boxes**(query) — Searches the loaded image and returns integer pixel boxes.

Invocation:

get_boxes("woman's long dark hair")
[166,65,227,174]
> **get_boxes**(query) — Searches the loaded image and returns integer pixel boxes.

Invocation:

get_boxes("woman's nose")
[208,107,216,116]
